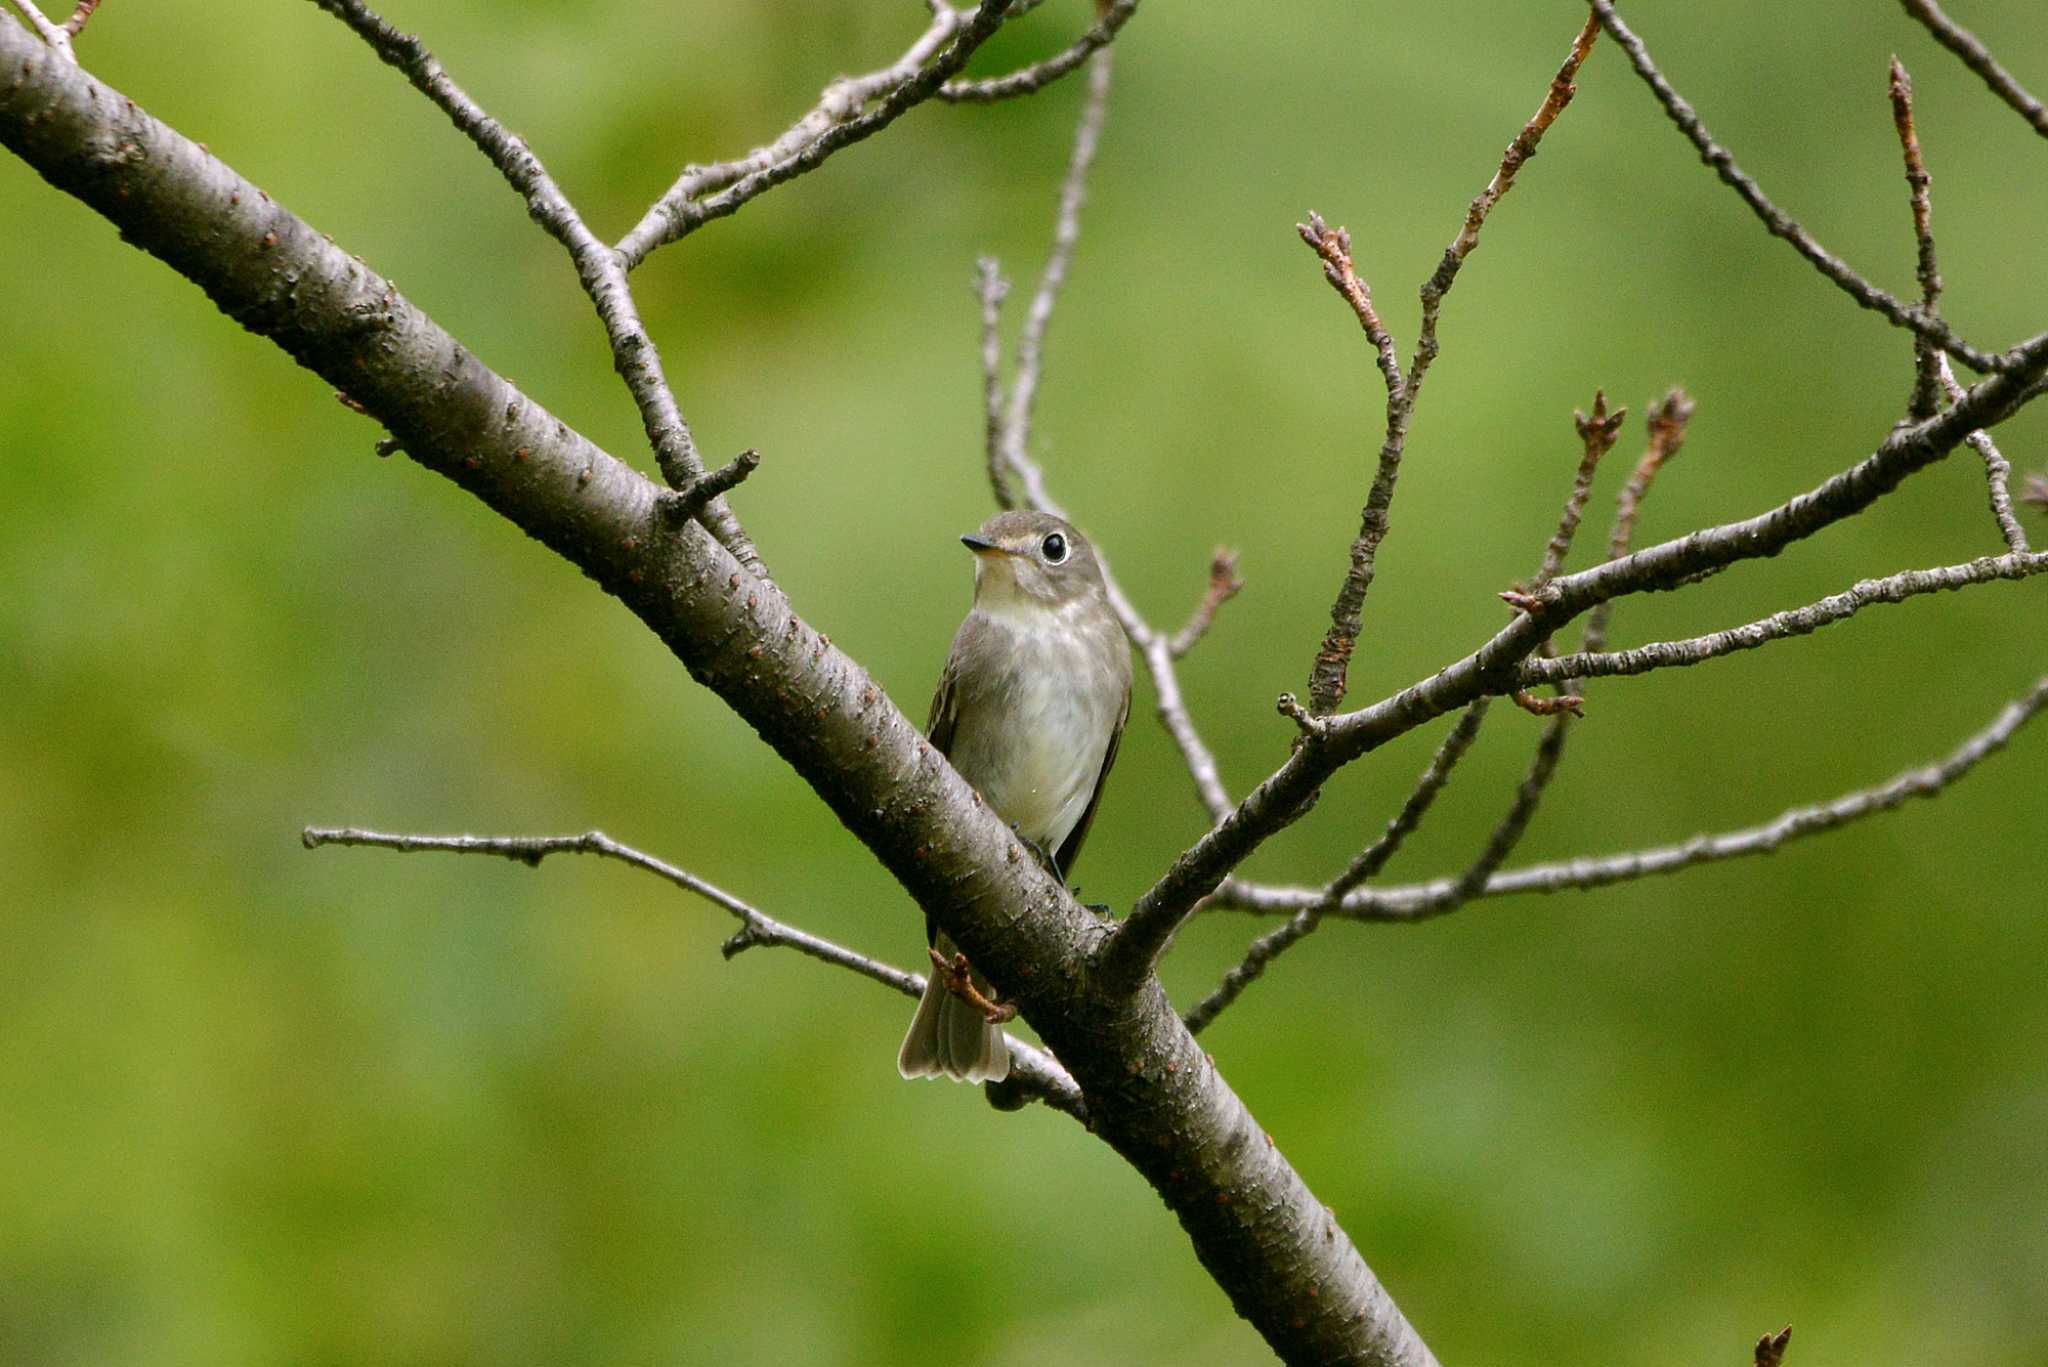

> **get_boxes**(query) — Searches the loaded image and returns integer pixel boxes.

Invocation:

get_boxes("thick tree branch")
[299,824,1086,1120]
[0,26,1435,1364]
[1589,0,2013,373]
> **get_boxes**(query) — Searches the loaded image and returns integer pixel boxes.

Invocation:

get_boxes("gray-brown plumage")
[897,511,1132,1083]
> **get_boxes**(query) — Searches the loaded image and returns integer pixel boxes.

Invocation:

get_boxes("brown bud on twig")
[1510,689,1584,719]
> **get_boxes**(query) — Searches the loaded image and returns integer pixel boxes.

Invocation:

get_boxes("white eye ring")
[1041,532,1068,564]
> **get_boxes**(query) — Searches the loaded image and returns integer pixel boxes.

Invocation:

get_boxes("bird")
[897,510,1132,1083]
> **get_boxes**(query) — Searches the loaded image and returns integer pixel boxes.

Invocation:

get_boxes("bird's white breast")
[946,599,1123,858]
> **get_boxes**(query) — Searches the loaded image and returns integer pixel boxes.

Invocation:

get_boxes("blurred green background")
[4,1,2045,1363]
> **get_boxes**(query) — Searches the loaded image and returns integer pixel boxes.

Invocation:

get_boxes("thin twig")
[8,0,74,58]
[1523,548,2048,689]
[1303,12,1600,717]
[1900,0,2048,139]
[1580,389,1694,657]
[1938,352,2030,553]
[1533,391,1627,590]
[1101,332,2048,984]
[308,0,768,579]
[1212,673,2048,920]
[1509,689,1583,718]
[1167,549,1245,659]
[617,1,1012,268]
[975,258,1014,509]
[1183,700,1491,1034]
[1297,213,1403,398]
[998,46,1115,487]
[939,0,1140,103]
[1465,398,1627,917]
[1588,0,2008,373]
[1889,58,1944,420]
[1445,711,1573,908]
[660,448,762,521]
[299,825,1087,1120]
[60,0,96,37]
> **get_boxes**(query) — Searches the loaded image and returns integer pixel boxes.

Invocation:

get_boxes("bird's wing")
[920,646,962,947]
[925,646,959,757]
[1052,684,1129,885]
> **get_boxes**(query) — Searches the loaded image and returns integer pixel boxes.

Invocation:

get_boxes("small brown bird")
[897,511,1132,1082]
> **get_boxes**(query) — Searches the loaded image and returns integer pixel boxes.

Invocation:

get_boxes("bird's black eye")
[1040,532,1068,564]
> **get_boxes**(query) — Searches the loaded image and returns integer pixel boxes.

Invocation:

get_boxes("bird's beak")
[960,533,1003,555]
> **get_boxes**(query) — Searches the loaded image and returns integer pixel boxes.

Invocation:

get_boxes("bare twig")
[1937,353,2031,554]
[1533,392,1627,590]
[617,1,1012,268]
[1889,58,1944,419]
[1589,0,2010,373]
[1756,1325,1794,1367]
[7,0,73,59]
[299,825,1086,1119]
[59,0,96,37]
[975,258,1014,509]
[1204,394,1620,1016]
[1304,12,1601,717]
[660,449,761,521]
[1100,333,2048,986]
[1901,0,2048,139]
[1523,548,2048,689]
[1213,672,2048,921]
[939,0,1141,103]
[998,47,1115,487]
[1509,689,1584,718]
[1445,710,1573,908]
[1167,549,1245,659]
[1469,389,1623,911]
[1142,622,1236,822]
[1578,388,1693,664]
[1184,701,1491,1034]
[309,0,767,579]
[1298,213,1403,398]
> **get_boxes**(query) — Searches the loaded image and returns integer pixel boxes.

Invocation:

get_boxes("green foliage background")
[4,2,2045,1363]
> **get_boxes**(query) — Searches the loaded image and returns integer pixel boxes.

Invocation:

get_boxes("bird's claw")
[926,947,1016,1025]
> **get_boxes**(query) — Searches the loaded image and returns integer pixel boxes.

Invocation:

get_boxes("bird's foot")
[927,948,1018,1025]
